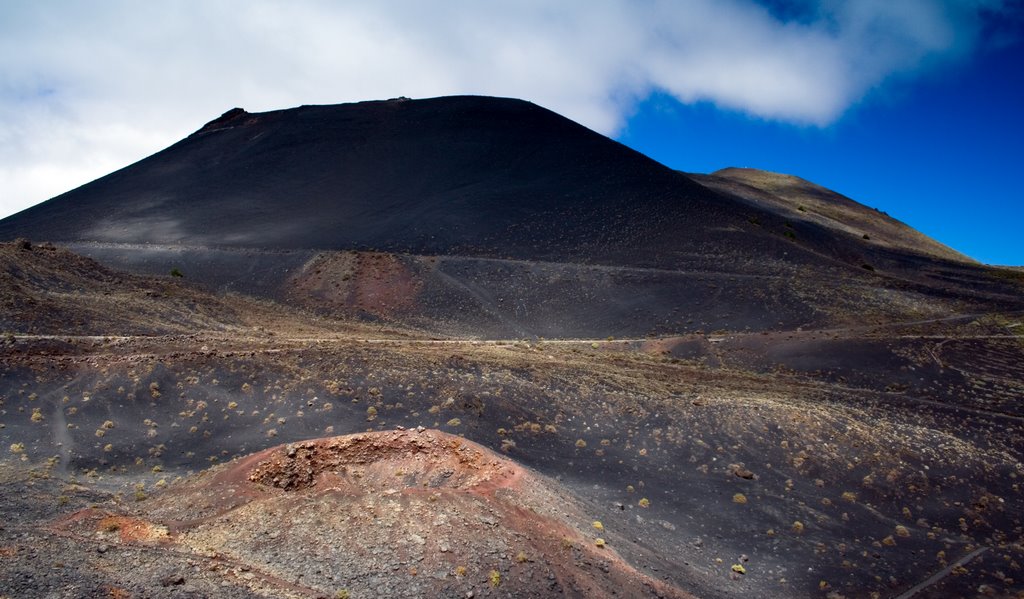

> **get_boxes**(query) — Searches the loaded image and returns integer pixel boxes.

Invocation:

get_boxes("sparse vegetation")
[0,211,1019,598]
[990,268,1024,284]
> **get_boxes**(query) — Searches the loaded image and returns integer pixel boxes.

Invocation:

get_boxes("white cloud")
[0,0,1015,218]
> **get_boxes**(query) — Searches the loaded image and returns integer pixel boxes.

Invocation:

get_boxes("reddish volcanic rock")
[71,430,695,598]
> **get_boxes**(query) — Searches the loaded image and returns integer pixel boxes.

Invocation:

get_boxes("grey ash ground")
[2,96,1024,598]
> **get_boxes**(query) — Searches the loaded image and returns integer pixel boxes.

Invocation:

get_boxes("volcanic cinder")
[1,96,1023,599]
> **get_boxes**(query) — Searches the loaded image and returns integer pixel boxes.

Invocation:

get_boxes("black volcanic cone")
[0,96,802,268]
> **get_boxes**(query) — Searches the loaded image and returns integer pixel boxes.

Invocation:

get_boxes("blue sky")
[618,36,1024,265]
[1,1,1022,264]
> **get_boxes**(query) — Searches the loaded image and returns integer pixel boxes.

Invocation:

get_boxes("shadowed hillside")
[2,96,1021,338]
[0,96,975,276]
[0,96,758,268]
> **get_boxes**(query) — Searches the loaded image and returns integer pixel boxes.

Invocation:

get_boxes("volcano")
[1,96,1019,338]
[0,96,794,266]
[1,97,1023,599]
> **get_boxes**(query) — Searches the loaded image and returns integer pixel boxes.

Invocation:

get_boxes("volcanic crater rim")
[247,428,517,493]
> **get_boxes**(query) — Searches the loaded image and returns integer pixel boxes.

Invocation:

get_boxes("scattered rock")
[159,573,185,587]
[728,463,755,479]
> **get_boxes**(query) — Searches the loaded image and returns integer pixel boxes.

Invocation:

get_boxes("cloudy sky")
[2,0,1022,263]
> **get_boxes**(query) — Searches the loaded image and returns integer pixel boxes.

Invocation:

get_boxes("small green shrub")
[170,268,184,278]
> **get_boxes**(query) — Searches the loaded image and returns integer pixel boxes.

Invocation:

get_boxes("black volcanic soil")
[0,97,745,267]
[0,95,983,279]
[3,309,1023,597]
[276,249,1024,339]
[1,96,1023,598]
[0,240,413,339]
[3,96,1022,340]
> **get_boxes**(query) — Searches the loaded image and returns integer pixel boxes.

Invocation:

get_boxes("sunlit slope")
[695,167,974,263]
